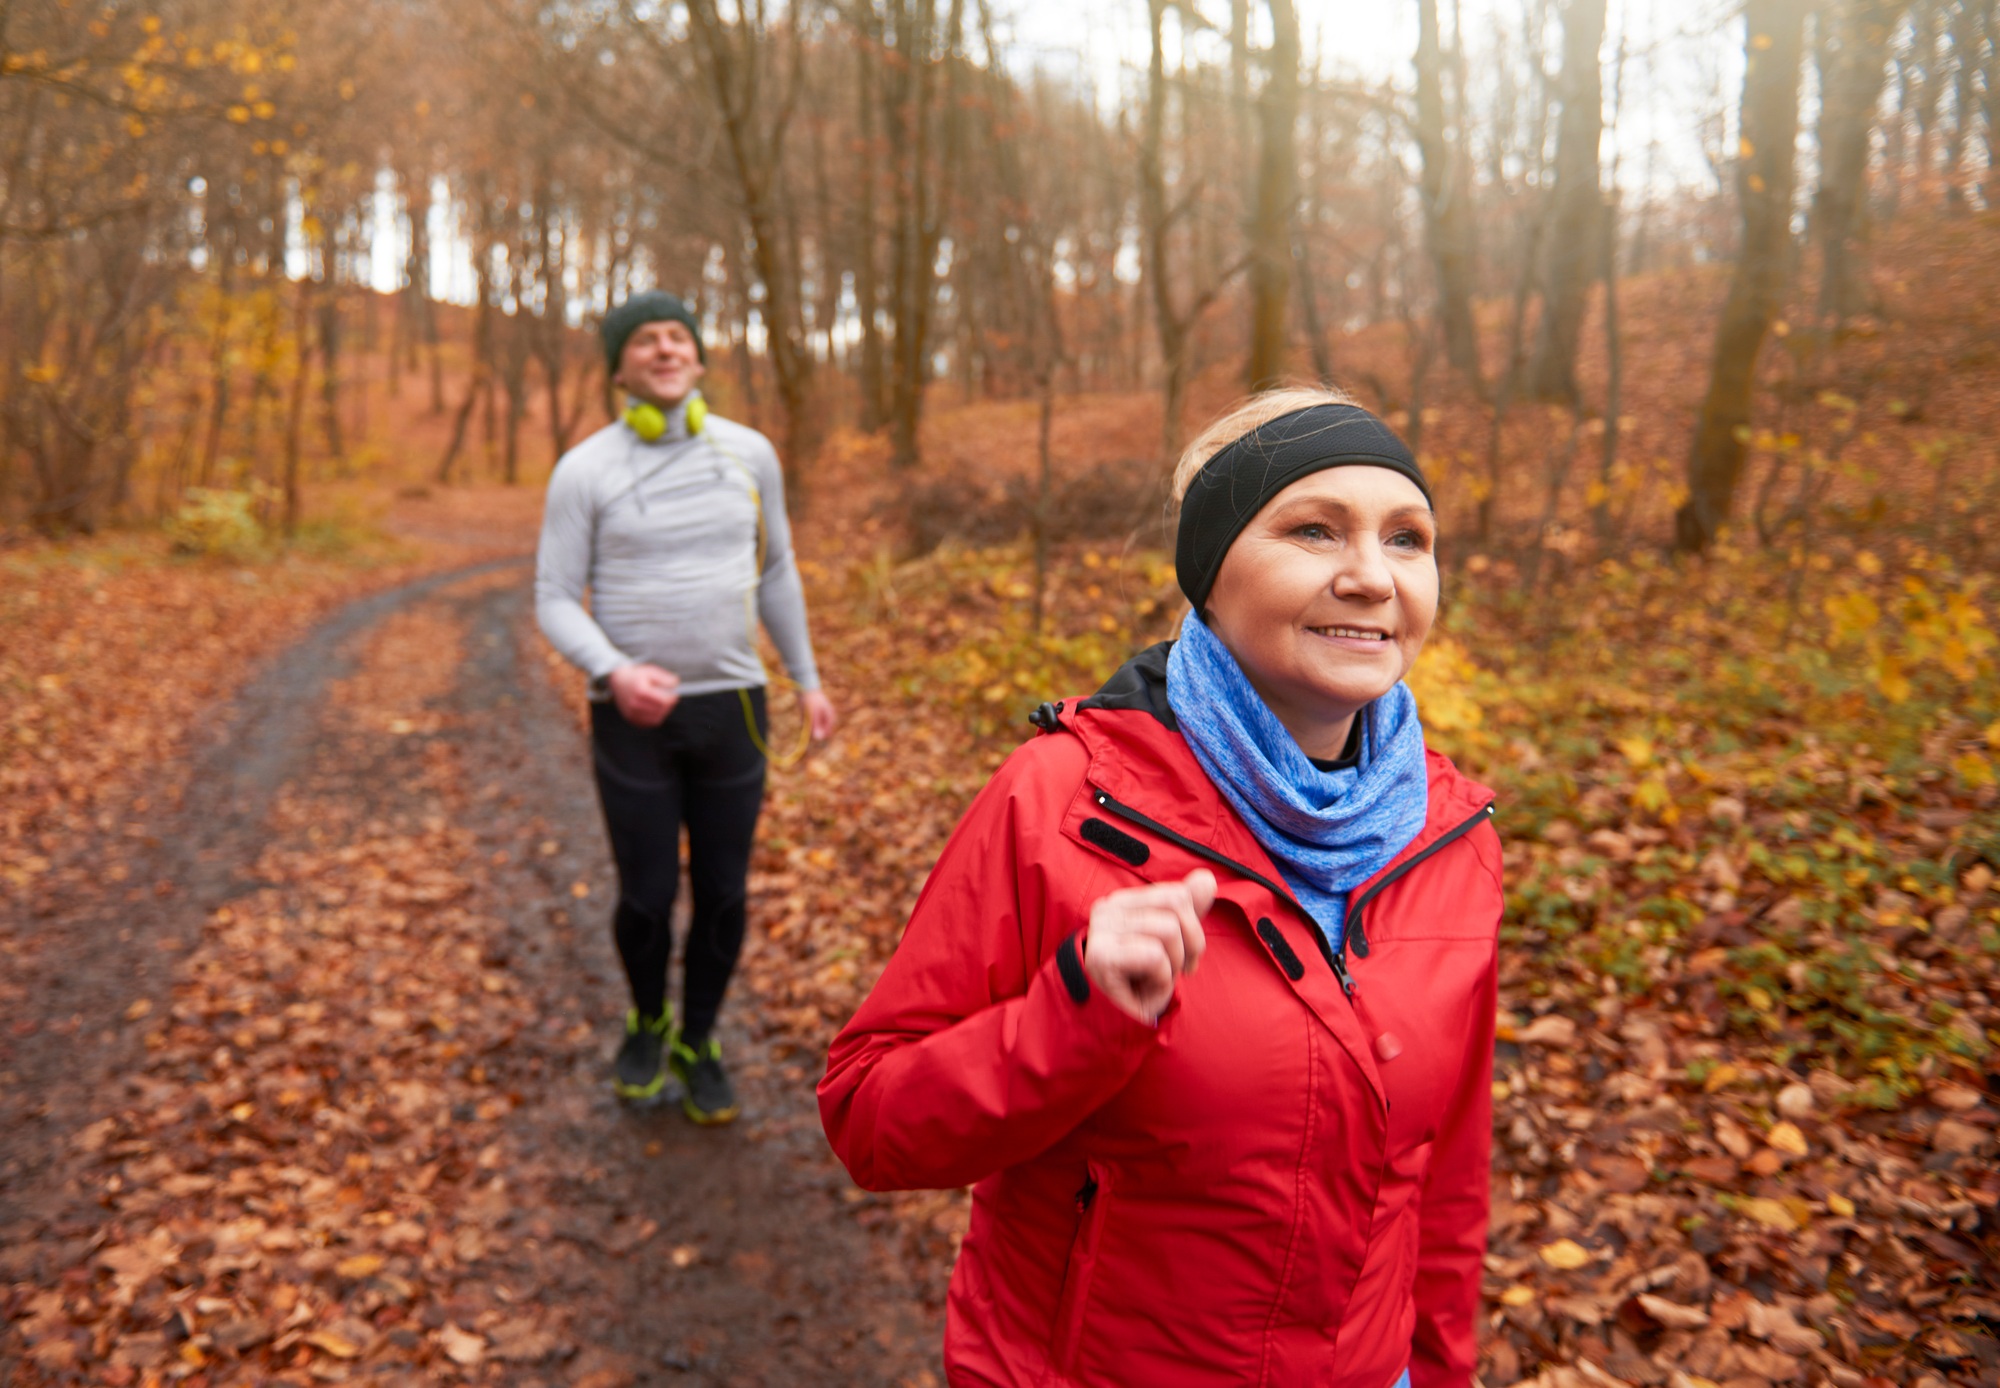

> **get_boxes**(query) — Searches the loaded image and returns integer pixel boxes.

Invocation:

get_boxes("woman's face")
[1204,465,1438,755]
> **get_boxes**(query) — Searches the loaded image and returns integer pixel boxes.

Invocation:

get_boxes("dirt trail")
[1,561,941,1386]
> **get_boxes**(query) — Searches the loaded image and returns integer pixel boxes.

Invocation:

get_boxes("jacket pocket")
[1050,1161,1112,1375]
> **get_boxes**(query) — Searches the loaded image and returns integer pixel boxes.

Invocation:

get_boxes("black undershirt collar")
[1307,716,1364,774]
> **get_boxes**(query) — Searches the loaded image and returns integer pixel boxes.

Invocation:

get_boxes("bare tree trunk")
[887,0,953,471]
[1525,0,1608,403]
[854,4,889,432]
[1141,0,1187,454]
[1139,0,1248,455]
[684,0,819,489]
[283,279,312,536]
[1988,0,2000,207]
[316,243,345,466]
[1813,0,1907,322]
[1246,0,1301,390]
[1415,0,1483,387]
[198,260,234,488]
[1675,0,1808,552]
[1913,0,1946,197]
[1031,363,1055,633]
[1945,0,1993,208]
[1593,188,1623,542]
[436,200,497,485]
[1292,216,1336,384]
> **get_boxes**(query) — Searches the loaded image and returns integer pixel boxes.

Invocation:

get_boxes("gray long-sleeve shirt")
[534,395,821,696]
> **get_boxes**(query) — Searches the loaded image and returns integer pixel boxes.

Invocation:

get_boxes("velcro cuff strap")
[1055,932,1090,1005]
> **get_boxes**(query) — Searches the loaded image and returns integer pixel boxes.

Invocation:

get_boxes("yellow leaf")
[1766,1121,1808,1156]
[1538,1238,1591,1270]
[306,1329,363,1360]
[1739,1197,1799,1232]
[335,1254,383,1278]
[1746,986,1774,1013]
[1826,1192,1855,1217]
[1615,736,1654,768]
[1701,1062,1742,1094]
[1500,1285,1536,1306]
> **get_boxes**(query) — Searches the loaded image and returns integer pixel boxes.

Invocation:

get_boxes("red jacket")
[820,647,1502,1387]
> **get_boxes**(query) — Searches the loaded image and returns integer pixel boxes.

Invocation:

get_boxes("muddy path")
[1,562,941,1386]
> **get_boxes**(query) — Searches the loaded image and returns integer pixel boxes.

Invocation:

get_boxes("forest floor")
[5,216,2000,1388]
[0,501,942,1387]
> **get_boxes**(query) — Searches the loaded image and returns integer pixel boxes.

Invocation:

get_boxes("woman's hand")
[1082,869,1216,1025]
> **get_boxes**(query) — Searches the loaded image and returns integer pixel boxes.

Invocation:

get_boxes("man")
[536,290,836,1123]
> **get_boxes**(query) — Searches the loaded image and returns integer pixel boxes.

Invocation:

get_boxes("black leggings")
[590,688,766,1045]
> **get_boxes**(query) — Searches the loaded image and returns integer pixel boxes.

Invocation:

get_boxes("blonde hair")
[1170,384,1360,504]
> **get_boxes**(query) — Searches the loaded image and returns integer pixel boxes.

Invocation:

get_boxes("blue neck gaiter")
[1166,612,1430,953]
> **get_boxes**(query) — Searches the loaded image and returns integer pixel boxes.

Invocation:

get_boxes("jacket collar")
[1058,643,1495,1111]
[1068,641,1494,872]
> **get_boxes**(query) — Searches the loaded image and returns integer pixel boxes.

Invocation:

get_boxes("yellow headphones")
[624,394,707,442]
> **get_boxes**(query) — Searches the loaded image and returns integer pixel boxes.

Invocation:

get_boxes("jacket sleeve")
[818,740,1161,1192]
[1409,830,1502,1388]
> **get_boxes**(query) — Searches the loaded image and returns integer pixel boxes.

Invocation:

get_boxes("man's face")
[615,319,706,408]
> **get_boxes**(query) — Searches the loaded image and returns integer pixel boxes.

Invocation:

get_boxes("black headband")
[1174,403,1430,611]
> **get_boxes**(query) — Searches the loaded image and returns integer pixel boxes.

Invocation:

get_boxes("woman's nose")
[1331,539,1396,602]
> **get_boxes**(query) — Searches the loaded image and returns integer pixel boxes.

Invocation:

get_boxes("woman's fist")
[1082,869,1216,1025]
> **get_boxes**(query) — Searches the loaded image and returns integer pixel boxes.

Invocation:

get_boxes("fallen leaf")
[1539,1238,1592,1270]
[1765,1120,1808,1156]
[437,1323,486,1367]
[1637,1292,1710,1328]
[1932,1117,1985,1154]
[1774,1082,1814,1119]
[305,1319,374,1360]
[333,1253,383,1278]
[1738,1197,1800,1232]
[1517,1014,1578,1046]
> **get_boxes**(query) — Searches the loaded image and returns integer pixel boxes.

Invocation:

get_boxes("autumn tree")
[1413,0,1482,387]
[1245,0,1301,390]
[1524,0,1608,405]
[1675,0,1809,553]
[1812,0,1908,322]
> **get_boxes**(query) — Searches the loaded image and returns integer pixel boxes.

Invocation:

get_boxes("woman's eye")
[1297,523,1332,541]
[1387,529,1429,550]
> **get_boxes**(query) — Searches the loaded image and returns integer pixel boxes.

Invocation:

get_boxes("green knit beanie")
[601,291,706,372]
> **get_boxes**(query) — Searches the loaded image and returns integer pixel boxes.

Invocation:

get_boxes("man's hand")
[801,689,838,742]
[608,663,680,728]
[1082,869,1216,1025]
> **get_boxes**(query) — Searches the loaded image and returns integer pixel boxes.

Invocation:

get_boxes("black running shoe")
[613,1007,672,1100]
[668,1034,740,1125]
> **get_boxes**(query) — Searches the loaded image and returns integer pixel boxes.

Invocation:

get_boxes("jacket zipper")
[1343,801,1496,961]
[1092,789,1351,992]
[1093,789,1493,998]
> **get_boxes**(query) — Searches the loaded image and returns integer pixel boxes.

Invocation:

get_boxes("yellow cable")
[699,405,813,770]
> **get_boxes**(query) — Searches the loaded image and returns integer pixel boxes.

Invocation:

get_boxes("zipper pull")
[1329,949,1355,999]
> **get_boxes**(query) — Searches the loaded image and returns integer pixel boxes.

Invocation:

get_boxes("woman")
[819,389,1502,1387]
